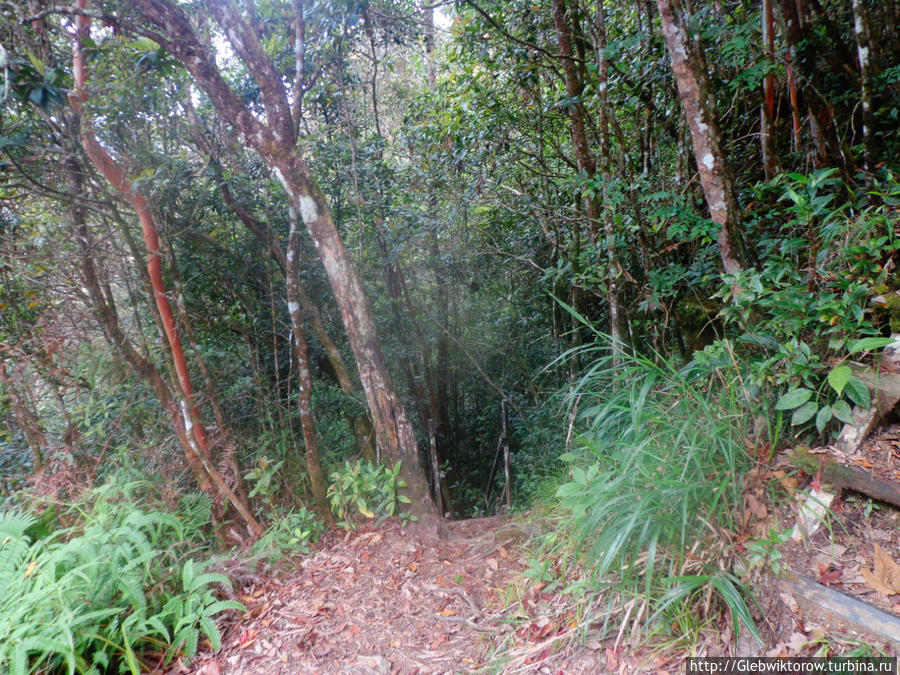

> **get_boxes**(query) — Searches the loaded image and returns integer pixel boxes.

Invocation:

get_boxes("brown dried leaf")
[194,663,221,675]
[861,544,900,596]
[817,565,843,585]
[745,493,768,520]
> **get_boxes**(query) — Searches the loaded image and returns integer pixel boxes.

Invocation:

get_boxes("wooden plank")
[782,571,900,649]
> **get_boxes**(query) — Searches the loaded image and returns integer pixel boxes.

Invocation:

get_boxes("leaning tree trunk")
[657,0,747,276]
[180,95,376,463]
[124,0,437,526]
[71,0,263,537]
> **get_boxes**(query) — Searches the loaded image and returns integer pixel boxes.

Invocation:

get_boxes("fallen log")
[791,446,900,509]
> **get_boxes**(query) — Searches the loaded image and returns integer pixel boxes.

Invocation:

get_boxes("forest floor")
[159,515,619,675]
[159,423,900,675]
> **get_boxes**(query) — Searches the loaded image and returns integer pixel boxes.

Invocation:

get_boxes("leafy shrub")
[721,172,899,381]
[709,170,900,440]
[0,483,242,674]
[327,459,412,528]
[554,334,758,642]
[250,506,324,561]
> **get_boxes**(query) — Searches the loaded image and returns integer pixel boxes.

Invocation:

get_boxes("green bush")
[718,170,900,439]
[554,334,758,642]
[250,506,324,561]
[0,483,242,674]
[327,459,412,528]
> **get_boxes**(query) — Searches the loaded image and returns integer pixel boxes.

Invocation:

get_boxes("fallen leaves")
[237,628,258,650]
[816,564,843,586]
[860,544,900,596]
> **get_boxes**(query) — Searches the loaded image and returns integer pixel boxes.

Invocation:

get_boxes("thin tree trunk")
[777,0,846,171]
[424,4,454,514]
[851,0,875,176]
[0,358,45,472]
[550,0,597,369]
[285,208,332,519]
[126,0,438,527]
[761,0,778,178]
[657,0,746,275]
[71,2,263,537]
[594,0,622,358]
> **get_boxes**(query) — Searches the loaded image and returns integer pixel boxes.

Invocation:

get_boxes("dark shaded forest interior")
[1,0,900,671]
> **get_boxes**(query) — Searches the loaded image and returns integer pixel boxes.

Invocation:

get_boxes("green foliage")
[327,460,413,529]
[743,526,792,576]
[715,172,900,440]
[250,506,324,561]
[554,332,757,642]
[0,481,242,674]
[773,356,872,434]
[244,456,285,509]
[724,172,899,357]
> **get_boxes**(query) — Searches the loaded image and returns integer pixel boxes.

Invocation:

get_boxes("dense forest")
[1,0,899,670]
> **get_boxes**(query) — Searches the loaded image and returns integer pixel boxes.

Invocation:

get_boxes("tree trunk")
[761,0,778,179]
[550,0,598,368]
[594,0,623,358]
[657,0,746,275]
[71,1,263,538]
[285,209,332,520]
[184,104,376,463]
[777,0,847,171]
[124,0,437,527]
[851,0,875,176]
[0,358,45,472]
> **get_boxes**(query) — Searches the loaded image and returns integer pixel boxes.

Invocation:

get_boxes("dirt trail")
[167,516,591,674]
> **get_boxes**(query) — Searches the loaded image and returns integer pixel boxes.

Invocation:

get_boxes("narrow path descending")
[171,517,540,674]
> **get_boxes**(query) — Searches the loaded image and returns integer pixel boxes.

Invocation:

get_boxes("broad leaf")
[815,405,832,432]
[791,401,819,426]
[849,337,895,354]
[826,365,851,396]
[775,388,813,411]
[845,376,871,409]
[831,400,854,424]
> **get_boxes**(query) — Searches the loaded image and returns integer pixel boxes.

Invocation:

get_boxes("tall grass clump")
[555,332,758,643]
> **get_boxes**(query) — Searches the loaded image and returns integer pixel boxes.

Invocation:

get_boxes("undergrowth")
[531,330,758,651]
[0,479,242,674]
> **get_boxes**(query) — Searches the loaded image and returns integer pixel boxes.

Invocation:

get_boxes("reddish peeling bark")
[123,0,437,526]
[777,0,846,170]
[657,0,746,276]
[71,0,263,537]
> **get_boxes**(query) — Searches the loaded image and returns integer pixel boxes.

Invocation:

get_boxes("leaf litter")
[162,516,609,674]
